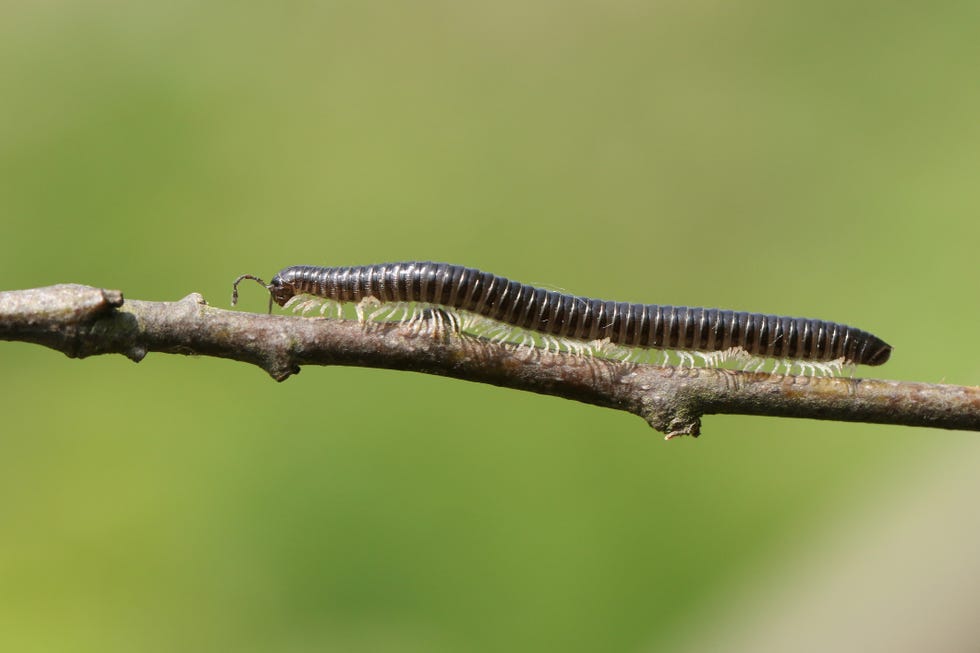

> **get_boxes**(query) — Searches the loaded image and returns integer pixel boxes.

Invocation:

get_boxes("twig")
[1,284,977,438]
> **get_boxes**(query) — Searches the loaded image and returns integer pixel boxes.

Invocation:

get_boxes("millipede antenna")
[231,274,273,314]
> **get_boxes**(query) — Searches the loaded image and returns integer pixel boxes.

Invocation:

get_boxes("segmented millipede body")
[233,262,892,366]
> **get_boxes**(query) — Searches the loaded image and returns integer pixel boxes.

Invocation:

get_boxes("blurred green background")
[1,2,977,651]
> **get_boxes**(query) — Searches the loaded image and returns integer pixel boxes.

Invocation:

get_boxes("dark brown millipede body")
[232,262,892,366]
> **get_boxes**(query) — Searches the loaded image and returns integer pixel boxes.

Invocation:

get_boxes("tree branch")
[2,284,977,438]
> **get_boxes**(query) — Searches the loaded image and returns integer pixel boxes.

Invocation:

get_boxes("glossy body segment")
[266,262,892,366]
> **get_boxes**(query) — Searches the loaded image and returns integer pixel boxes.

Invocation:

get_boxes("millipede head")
[267,271,298,307]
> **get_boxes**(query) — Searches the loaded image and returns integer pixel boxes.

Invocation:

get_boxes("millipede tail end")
[865,341,893,366]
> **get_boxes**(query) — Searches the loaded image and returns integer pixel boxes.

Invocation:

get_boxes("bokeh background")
[1,2,978,651]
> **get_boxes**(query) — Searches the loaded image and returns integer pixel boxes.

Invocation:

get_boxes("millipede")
[232,261,892,371]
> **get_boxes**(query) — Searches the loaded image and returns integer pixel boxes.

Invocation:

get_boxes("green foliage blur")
[1,2,977,651]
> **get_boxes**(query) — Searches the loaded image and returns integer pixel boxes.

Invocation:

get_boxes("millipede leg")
[356,296,382,325]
